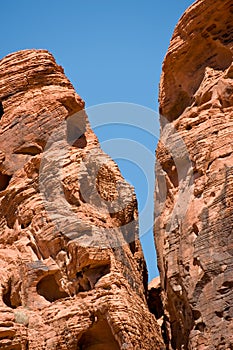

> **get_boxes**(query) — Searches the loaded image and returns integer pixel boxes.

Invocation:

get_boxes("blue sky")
[1,0,194,281]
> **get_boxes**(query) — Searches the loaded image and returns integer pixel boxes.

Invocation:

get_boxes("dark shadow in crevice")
[2,279,21,309]
[3,286,15,309]
[77,318,120,350]
[0,101,4,120]
[36,274,69,302]
[148,286,163,319]
[66,110,87,149]
[129,241,136,255]
[76,263,111,291]
[13,145,42,156]
[71,134,87,148]
[21,221,31,229]
[0,172,12,191]
[194,321,206,332]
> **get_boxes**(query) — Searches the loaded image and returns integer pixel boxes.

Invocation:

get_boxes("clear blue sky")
[1,0,194,281]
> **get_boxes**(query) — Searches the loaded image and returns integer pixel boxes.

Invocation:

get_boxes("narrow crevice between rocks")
[147,283,170,348]
[148,286,163,319]
[0,101,4,119]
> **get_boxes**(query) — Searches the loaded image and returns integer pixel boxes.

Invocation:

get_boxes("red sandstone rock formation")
[0,50,164,349]
[154,0,233,348]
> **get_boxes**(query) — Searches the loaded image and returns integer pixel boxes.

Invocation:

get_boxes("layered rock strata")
[154,0,233,348]
[0,50,164,349]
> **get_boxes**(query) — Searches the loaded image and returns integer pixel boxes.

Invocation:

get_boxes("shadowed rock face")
[0,50,165,349]
[154,0,233,349]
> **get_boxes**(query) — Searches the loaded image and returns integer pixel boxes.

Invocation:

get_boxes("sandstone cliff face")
[0,50,164,349]
[155,0,233,348]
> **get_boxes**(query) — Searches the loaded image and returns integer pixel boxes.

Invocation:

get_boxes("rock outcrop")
[0,50,164,349]
[154,0,233,348]
[1,1,233,348]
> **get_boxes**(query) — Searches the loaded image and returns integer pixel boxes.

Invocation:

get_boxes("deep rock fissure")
[0,101,4,119]
[0,172,12,191]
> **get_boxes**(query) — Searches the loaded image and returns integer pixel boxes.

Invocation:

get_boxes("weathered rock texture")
[0,50,164,349]
[154,0,233,349]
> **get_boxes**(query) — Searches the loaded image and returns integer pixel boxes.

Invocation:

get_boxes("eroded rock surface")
[0,50,164,349]
[154,0,233,349]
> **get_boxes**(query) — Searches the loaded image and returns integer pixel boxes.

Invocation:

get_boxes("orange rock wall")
[155,0,233,348]
[0,50,164,349]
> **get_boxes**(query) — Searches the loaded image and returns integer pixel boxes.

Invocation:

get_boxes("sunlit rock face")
[154,0,233,348]
[0,50,165,349]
